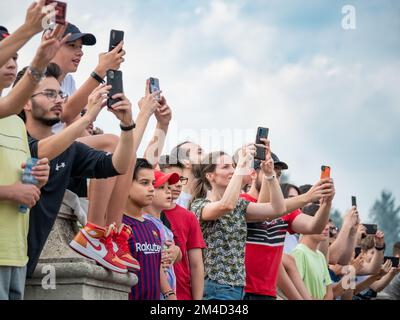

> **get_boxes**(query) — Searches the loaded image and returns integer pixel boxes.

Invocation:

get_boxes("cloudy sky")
[2,0,400,223]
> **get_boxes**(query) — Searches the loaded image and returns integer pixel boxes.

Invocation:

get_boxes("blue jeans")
[203,278,244,300]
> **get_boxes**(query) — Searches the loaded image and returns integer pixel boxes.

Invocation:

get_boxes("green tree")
[369,190,400,253]
[330,208,343,228]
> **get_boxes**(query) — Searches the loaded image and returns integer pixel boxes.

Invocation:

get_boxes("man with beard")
[13,63,145,276]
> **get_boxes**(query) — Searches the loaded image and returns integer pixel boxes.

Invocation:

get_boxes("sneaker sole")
[69,240,127,274]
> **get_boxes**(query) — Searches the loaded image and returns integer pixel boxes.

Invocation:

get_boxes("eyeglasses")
[179,176,189,185]
[31,89,68,102]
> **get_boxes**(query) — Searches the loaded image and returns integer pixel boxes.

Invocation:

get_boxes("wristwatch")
[90,71,105,84]
[264,175,275,181]
[120,121,136,131]
[28,65,46,82]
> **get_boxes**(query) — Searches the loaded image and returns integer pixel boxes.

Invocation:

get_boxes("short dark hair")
[302,203,320,217]
[299,184,312,195]
[393,242,400,256]
[280,183,300,199]
[133,158,153,181]
[159,154,184,171]
[14,63,62,122]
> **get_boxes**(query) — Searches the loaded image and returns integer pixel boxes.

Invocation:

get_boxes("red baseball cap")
[153,170,180,188]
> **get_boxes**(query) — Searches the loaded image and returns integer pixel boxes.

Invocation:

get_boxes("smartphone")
[354,247,362,259]
[320,165,331,180]
[384,256,400,268]
[362,223,378,235]
[254,127,269,161]
[45,0,67,25]
[109,29,124,52]
[352,196,357,207]
[149,77,161,101]
[253,159,261,170]
[107,70,123,108]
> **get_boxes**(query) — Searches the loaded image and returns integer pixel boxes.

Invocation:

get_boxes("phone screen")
[45,0,67,25]
[149,77,161,101]
[320,165,331,180]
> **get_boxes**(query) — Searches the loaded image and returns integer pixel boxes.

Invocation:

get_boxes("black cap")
[0,26,9,41]
[63,23,96,46]
[271,152,288,170]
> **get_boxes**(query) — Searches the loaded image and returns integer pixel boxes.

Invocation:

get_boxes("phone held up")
[109,29,124,52]
[107,70,123,109]
[45,0,67,25]
[254,127,269,161]
[320,165,331,180]
[149,77,161,101]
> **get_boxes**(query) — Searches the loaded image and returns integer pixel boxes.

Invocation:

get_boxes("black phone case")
[384,256,400,268]
[352,196,357,207]
[109,30,124,52]
[107,70,123,108]
[363,224,377,235]
[255,127,269,160]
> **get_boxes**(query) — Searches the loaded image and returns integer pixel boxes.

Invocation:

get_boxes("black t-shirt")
[26,135,120,277]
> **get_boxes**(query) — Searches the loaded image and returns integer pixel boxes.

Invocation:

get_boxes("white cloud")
[2,0,399,222]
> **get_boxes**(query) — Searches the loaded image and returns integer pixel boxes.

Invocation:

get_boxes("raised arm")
[200,146,255,221]
[358,231,385,275]
[143,97,172,166]
[37,84,110,160]
[246,143,286,221]
[291,179,335,235]
[0,25,70,118]
[0,0,51,67]
[328,207,358,265]
[62,42,126,125]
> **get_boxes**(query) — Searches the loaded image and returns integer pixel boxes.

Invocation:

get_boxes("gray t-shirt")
[383,274,400,300]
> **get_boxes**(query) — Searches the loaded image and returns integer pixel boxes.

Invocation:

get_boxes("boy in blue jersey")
[123,158,176,300]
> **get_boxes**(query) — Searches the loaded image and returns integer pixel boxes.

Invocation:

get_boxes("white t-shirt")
[283,232,299,254]
[52,74,77,134]
[176,191,193,210]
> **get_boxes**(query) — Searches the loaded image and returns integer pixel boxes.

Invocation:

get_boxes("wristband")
[375,244,385,251]
[91,71,105,84]
[120,121,136,131]
[264,175,275,181]
[163,290,175,299]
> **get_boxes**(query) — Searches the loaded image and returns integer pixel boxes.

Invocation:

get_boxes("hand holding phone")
[352,196,357,207]
[384,256,400,268]
[362,223,378,235]
[149,77,161,101]
[109,29,124,52]
[107,70,123,108]
[254,127,269,161]
[320,165,331,180]
[45,0,67,25]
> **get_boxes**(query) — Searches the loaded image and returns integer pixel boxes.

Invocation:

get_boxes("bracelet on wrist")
[90,71,105,84]
[264,174,275,181]
[120,121,136,131]
[163,290,175,299]
[375,244,385,251]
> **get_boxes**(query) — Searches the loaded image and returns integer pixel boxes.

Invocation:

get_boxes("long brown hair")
[191,151,227,201]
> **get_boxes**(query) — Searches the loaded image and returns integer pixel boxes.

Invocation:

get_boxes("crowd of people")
[1,1,399,301]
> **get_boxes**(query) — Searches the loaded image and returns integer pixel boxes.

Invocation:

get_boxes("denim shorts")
[203,278,244,300]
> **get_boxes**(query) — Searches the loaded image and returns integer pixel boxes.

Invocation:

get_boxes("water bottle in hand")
[19,157,39,213]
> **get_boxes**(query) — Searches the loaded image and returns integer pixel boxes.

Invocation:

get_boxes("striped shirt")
[122,214,162,300]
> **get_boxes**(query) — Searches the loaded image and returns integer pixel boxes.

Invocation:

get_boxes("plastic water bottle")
[19,157,39,213]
